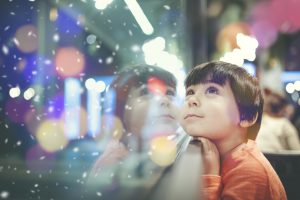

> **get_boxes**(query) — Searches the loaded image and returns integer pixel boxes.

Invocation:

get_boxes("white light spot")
[105,56,113,64]
[85,78,96,90]
[0,191,9,199]
[53,33,60,42]
[2,45,9,55]
[86,34,97,44]
[95,0,113,10]
[286,83,295,94]
[131,45,140,52]
[294,80,300,91]
[95,80,106,93]
[73,147,79,152]
[96,192,102,196]
[9,86,21,98]
[24,87,35,100]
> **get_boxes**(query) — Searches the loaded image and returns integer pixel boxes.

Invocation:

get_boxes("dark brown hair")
[185,61,264,139]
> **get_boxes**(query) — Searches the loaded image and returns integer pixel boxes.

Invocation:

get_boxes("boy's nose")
[187,96,199,107]
[159,96,171,107]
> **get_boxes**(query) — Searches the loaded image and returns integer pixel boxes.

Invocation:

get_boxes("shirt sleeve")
[202,175,222,200]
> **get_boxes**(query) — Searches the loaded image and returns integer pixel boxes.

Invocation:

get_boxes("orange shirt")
[203,140,287,200]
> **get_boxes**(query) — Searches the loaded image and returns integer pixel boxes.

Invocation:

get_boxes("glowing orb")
[149,136,177,167]
[14,24,38,53]
[216,22,251,53]
[36,119,69,152]
[55,47,85,77]
[147,77,167,95]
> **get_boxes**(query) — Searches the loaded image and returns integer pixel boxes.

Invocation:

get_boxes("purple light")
[5,98,31,123]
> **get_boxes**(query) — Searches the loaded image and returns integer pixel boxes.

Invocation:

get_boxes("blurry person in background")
[86,65,186,198]
[292,106,300,139]
[256,88,300,152]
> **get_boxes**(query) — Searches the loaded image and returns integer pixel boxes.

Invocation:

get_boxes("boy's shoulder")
[221,140,287,199]
[223,140,273,176]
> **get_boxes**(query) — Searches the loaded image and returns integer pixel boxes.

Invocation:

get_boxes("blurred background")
[0,0,300,199]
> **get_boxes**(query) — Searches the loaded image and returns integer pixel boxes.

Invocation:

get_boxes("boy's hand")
[194,137,220,175]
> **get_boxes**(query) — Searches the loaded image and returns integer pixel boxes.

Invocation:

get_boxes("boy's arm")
[202,175,222,200]
[90,139,128,175]
[194,137,222,200]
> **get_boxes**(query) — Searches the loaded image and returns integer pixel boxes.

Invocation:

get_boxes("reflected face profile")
[123,83,179,140]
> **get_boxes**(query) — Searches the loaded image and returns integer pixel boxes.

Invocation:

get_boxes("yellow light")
[36,119,68,152]
[149,136,177,167]
[49,8,58,21]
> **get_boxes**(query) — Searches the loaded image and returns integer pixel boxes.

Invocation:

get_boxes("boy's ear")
[239,113,258,128]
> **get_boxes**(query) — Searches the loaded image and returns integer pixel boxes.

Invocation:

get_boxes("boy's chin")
[186,132,207,138]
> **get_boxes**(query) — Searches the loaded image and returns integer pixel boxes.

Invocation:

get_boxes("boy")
[87,65,187,199]
[181,61,286,200]
[90,64,180,174]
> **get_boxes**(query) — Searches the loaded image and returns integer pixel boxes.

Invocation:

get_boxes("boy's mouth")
[158,114,175,120]
[184,114,204,119]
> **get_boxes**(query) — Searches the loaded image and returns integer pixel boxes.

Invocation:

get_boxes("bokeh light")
[216,22,251,53]
[286,83,295,94]
[14,24,38,53]
[95,80,106,93]
[95,0,113,10]
[5,98,31,123]
[17,59,27,72]
[251,0,300,34]
[294,81,300,91]
[86,34,97,44]
[251,20,278,49]
[36,119,69,152]
[49,8,58,21]
[147,77,167,95]
[9,86,21,98]
[85,78,96,90]
[46,93,65,118]
[55,47,85,78]
[149,136,177,167]
[23,87,35,100]
[59,106,88,138]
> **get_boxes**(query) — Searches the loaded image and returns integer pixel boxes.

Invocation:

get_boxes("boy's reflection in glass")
[86,65,184,199]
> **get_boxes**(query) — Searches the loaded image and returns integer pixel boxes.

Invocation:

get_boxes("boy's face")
[181,80,240,140]
[124,84,179,140]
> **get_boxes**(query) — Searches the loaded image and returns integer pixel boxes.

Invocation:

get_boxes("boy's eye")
[186,89,194,96]
[166,89,175,96]
[205,86,219,95]
[140,87,150,95]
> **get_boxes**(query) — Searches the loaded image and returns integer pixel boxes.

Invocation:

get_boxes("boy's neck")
[214,130,247,161]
